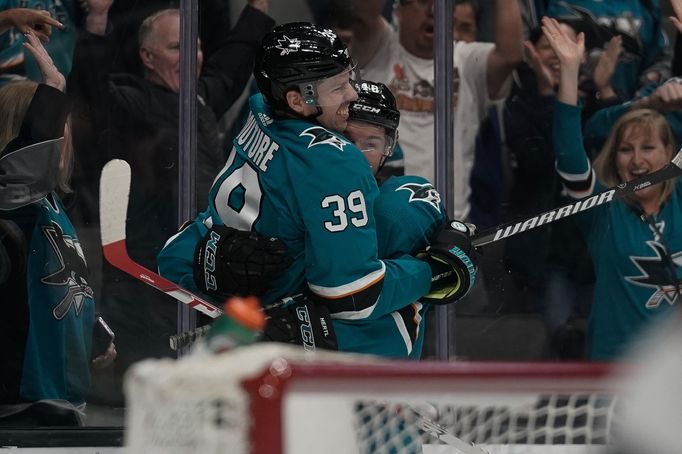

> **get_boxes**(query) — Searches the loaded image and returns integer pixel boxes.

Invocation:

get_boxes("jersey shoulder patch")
[395,180,442,212]
[299,126,349,151]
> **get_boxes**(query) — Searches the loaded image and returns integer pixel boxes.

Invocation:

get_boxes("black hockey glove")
[261,295,338,352]
[417,220,477,305]
[194,225,292,298]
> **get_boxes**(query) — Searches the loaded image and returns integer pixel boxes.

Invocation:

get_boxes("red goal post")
[125,344,618,454]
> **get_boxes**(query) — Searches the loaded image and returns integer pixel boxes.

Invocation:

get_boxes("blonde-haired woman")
[543,17,682,360]
[0,30,114,427]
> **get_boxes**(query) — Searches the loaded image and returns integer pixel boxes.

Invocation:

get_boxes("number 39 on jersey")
[321,190,368,233]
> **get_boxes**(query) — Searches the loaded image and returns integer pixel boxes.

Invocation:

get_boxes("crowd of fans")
[1,0,681,428]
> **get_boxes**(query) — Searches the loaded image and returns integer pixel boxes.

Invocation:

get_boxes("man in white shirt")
[350,0,522,220]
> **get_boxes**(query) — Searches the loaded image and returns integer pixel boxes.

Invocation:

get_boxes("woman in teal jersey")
[0,30,114,426]
[543,17,682,360]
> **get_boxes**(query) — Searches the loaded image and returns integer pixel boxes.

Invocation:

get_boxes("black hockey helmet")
[349,80,400,156]
[255,22,353,108]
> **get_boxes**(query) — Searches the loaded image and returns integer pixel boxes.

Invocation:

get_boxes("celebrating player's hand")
[194,225,292,299]
[0,8,64,43]
[541,17,584,72]
[22,30,65,91]
[417,220,477,305]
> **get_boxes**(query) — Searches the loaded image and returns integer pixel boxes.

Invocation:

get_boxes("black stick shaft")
[472,151,682,248]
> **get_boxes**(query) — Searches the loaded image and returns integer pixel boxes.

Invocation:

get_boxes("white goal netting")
[124,343,620,454]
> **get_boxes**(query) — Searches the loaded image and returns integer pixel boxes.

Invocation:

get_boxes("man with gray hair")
[66,0,274,400]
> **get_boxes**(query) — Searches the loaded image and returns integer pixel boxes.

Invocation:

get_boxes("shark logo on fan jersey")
[300,127,349,151]
[625,241,682,308]
[396,183,441,211]
[275,35,301,55]
[40,222,94,320]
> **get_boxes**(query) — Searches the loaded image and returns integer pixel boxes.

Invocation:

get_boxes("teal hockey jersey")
[1,194,95,405]
[159,94,433,356]
[553,101,682,360]
[374,176,446,357]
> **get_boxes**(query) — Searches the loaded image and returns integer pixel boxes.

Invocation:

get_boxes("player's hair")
[139,8,179,48]
[593,108,676,208]
[0,81,73,193]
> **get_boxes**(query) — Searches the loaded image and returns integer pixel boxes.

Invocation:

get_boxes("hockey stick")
[367,402,488,454]
[408,406,490,454]
[168,296,297,351]
[168,324,211,351]
[472,150,682,247]
[99,159,223,319]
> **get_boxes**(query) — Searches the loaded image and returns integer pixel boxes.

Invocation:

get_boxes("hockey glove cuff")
[417,220,477,305]
[194,225,292,298]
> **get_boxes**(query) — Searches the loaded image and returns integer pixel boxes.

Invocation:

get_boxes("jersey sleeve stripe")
[391,311,413,355]
[331,304,379,321]
[308,261,386,298]
[557,167,596,198]
[556,163,593,182]
[311,272,385,320]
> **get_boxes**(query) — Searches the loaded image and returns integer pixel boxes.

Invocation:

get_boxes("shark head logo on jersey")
[625,241,682,308]
[41,222,94,320]
[275,35,301,55]
[396,182,442,211]
[300,126,349,151]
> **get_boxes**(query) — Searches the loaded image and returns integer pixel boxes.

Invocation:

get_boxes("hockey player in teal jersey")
[544,18,681,360]
[344,79,449,358]
[158,23,476,357]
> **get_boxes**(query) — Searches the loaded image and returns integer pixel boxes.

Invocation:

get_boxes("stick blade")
[100,159,131,246]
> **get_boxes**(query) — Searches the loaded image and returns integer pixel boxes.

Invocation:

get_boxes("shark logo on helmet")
[275,35,301,56]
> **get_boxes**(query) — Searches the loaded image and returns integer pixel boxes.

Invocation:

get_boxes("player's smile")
[338,103,350,120]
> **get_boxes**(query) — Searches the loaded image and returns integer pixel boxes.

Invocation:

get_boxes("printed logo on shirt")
[300,127,349,151]
[625,240,682,308]
[41,222,93,320]
[388,64,460,113]
[396,182,441,211]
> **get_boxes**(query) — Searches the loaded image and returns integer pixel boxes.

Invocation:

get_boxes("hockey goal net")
[124,344,619,454]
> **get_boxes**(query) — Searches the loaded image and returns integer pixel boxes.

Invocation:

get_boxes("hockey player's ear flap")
[416,220,478,305]
[193,225,292,299]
